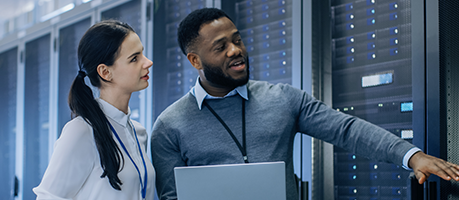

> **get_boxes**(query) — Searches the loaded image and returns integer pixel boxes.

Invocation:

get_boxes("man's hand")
[409,151,459,184]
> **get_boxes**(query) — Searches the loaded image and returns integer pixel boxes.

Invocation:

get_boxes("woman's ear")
[187,52,202,70]
[97,64,112,81]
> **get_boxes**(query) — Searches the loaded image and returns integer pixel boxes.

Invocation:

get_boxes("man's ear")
[187,52,202,70]
[97,64,112,81]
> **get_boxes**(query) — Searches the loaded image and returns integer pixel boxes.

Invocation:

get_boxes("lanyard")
[203,99,249,163]
[108,122,147,199]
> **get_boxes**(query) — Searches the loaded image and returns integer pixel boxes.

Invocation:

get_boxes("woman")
[33,20,155,200]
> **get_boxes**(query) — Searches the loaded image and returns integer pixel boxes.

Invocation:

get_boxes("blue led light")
[367,42,375,50]
[390,12,398,20]
[262,42,270,48]
[390,38,398,45]
[279,30,286,36]
[390,27,398,35]
[280,60,287,66]
[366,8,375,16]
[246,17,253,23]
[263,63,270,69]
[346,3,353,11]
[279,68,286,75]
[279,20,286,27]
[347,47,354,54]
[262,4,269,11]
[367,18,376,25]
[390,48,398,56]
[263,34,269,40]
[347,23,354,30]
[367,31,376,39]
[370,187,378,194]
[347,13,354,20]
[262,13,269,19]
[370,173,378,180]
[263,54,269,60]
[263,25,269,31]
[347,56,354,63]
[390,2,398,10]
[247,46,254,52]
[278,0,285,6]
[280,51,287,57]
[347,36,354,44]
[367,52,376,60]
[278,8,286,15]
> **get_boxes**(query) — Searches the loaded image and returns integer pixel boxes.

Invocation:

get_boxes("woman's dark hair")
[177,8,232,55]
[68,20,134,190]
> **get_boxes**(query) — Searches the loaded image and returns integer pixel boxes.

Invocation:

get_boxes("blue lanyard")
[108,122,147,199]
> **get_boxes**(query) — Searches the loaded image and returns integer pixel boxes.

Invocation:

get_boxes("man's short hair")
[177,8,233,55]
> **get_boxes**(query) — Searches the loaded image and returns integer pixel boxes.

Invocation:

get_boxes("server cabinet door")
[57,18,91,137]
[23,33,51,200]
[0,47,18,200]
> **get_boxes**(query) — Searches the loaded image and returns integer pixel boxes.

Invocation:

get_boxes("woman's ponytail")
[68,20,135,190]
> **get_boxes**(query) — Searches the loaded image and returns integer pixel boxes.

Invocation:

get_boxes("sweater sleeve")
[291,87,415,166]
[151,117,184,200]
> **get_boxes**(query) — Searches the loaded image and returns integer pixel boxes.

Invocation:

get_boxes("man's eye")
[131,56,137,62]
[215,45,225,51]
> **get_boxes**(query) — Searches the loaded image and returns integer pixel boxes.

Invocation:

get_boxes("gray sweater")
[151,80,415,200]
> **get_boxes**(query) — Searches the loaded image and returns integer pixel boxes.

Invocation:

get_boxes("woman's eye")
[131,57,137,62]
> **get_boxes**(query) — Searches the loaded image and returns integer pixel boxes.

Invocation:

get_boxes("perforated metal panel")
[440,0,459,199]
[23,33,51,200]
[57,18,91,136]
[0,47,18,200]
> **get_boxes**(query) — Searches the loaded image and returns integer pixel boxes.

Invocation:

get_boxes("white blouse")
[33,99,155,200]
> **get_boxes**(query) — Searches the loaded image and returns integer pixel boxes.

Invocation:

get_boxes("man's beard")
[202,56,250,89]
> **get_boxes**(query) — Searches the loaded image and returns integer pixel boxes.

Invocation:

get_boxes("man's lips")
[230,63,245,71]
[229,60,246,71]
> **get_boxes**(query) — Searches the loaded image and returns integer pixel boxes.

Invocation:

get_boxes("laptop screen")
[174,161,286,200]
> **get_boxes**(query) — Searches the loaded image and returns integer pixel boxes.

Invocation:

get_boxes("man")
[151,8,459,200]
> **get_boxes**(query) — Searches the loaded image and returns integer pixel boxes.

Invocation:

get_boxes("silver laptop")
[174,161,286,200]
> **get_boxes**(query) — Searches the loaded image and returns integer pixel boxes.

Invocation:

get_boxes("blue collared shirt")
[190,77,248,110]
[189,77,421,169]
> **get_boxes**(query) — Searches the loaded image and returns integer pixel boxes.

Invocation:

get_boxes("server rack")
[23,32,52,200]
[57,18,92,137]
[330,0,414,199]
[0,46,18,200]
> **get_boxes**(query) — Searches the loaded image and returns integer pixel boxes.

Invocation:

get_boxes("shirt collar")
[97,98,131,128]
[191,77,248,110]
